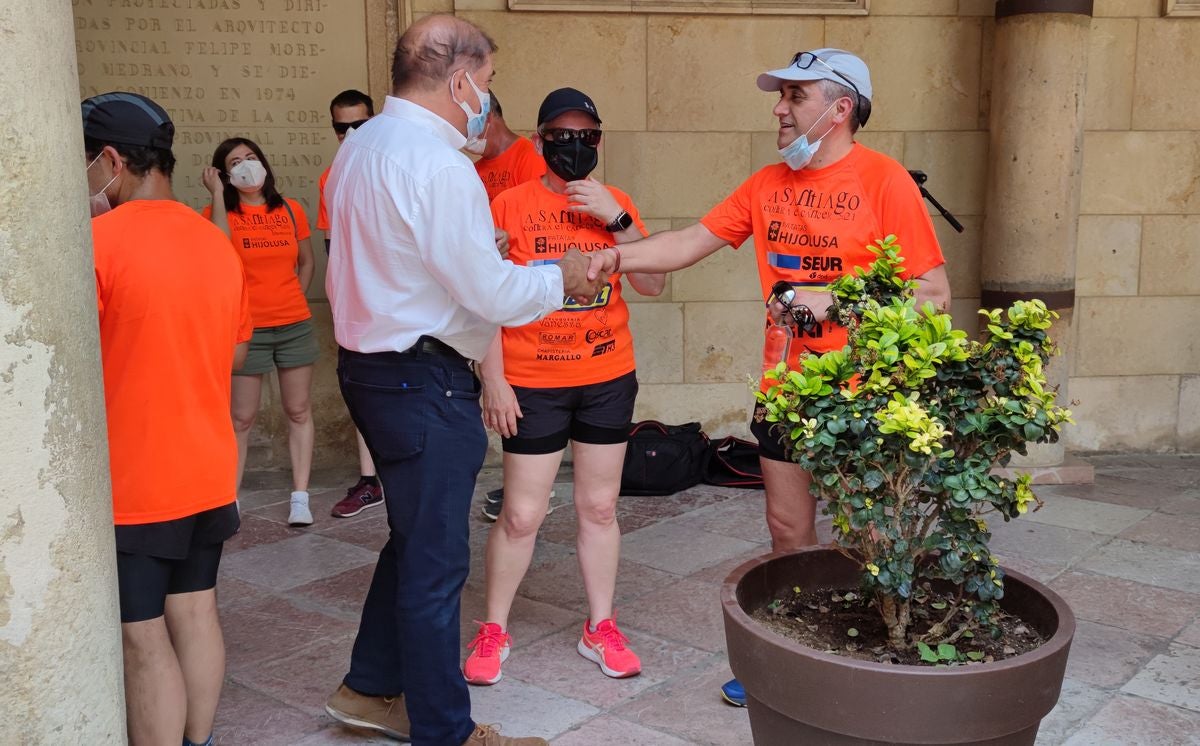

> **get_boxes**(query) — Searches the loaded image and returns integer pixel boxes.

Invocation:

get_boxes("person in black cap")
[462,87,664,688]
[84,91,252,746]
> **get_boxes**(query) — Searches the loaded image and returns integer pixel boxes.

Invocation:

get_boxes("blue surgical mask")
[779,102,837,171]
[452,71,490,150]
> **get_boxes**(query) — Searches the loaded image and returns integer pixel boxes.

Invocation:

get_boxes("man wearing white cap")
[584,48,950,705]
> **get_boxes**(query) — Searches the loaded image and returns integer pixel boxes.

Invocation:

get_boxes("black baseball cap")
[81,91,175,150]
[537,88,602,127]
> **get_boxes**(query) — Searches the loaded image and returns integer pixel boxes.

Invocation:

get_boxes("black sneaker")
[480,488,556,522]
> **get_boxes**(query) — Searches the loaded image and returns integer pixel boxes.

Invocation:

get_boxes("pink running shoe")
[577,618,641,678]
[463,621,511,686]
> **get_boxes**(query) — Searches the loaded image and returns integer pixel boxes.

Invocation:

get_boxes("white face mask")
[229,159,267,191]
[86,152,117,217]
[778,102,838,171]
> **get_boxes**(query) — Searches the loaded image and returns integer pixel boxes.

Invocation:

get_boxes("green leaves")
[753,235,1070,657]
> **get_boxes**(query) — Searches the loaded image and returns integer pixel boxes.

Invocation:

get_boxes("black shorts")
[115,502,239,623]
[502,370,638,455]
[750,403,793,463]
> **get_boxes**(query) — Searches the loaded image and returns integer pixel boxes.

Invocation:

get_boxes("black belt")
[400,335,466,362]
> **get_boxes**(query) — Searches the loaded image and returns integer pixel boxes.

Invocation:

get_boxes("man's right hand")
[558,248,603,304]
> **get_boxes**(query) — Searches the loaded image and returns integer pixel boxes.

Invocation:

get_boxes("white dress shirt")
[325,96,565,360]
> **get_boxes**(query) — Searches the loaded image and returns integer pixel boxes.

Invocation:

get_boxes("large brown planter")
[722,548,1075,746]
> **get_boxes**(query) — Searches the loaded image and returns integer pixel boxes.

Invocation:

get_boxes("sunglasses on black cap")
[538,128,602,147]
[332,119,369,135]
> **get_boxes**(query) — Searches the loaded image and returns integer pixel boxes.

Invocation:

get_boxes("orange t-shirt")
[492,178,647,388]
[701,143,944,378]
[317,165,331,232]
[203,198,312,328]
[475,136,546,203]
[92,200,253,525]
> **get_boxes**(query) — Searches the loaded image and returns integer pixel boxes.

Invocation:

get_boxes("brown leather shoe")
[325,683,410,741]
[461,723,548,746]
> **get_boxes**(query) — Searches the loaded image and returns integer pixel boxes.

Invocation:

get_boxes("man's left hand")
[494,228,510,260]
[565,177,622,225]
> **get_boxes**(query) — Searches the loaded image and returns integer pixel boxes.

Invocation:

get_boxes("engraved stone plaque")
[73,0,371,220]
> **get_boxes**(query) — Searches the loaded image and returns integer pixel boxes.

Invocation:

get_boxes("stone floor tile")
[294,726,395,745]
[1034,677,1112,746]
[622,488,737,523]
[610,656,752,746]
[1049,571,1200,638]
[688,546,770,585]
[1160,492,1200,517]
[221,534,380,591]
[1121,644,1200,713]
[500,626,711,709]
[217,575,277,612]
[619,522,760,576]
[213,682,328,746]
[287,563,376,622]
[515,554,681,616]
[230,633,356,718]
[988,520,1109,570]
[551,714,695,745]
[468,530,574,575]
[1047,475,1192,511]
[1065,620,1167,689]
[236,488,292,512]
[1001,555,1072,584]
[1178,619,1200,648]
[224,514,298,555]
[467,677,600,740]
[1023,494,1153,535]
[670,493,771,544]
[316,512,392,552]
[221,595,359,672]
[1120,512,1200,553]
[460,589,579,650]
[619,577,728,653]
[1077,539,1200,594]
[1063,693,1200,746]
[1091,461,1200,489]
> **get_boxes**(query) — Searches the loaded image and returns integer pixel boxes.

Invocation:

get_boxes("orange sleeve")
[201,204,212,220]
[877,166,945,280]
[316,168,330,231]
[236,265,254,342]
[700,172,757,249]
[287,199,312,241]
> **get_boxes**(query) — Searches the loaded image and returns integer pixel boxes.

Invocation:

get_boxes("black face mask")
[542,139,598,182]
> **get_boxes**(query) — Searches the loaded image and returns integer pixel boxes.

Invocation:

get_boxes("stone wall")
[74,0,1200,469]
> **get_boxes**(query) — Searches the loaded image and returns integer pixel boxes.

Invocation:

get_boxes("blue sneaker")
[720,678,746,707]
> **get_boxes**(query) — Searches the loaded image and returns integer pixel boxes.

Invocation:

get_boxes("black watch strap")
[605,210,633,233]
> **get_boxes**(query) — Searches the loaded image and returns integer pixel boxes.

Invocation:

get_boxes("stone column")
[980,0,1092,472]
[0,1,126,741]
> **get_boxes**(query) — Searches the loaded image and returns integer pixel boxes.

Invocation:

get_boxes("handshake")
[556,248,620,304]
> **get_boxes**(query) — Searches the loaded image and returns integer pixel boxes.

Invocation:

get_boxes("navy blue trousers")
[337,346,486,746]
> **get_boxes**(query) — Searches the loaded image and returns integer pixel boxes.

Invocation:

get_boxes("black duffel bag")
[620,420,710,496]
[702,436,765,489]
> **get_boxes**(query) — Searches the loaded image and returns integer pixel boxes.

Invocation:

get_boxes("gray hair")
[818,79,871,132]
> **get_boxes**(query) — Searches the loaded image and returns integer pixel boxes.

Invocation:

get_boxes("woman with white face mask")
[202,138,318,527]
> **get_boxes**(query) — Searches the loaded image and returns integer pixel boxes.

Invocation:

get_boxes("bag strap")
[280,198,300,241]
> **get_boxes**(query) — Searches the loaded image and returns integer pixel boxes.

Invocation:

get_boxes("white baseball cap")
[757,48,873,104]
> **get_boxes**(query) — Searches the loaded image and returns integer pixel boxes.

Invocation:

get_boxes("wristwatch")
[605,210,633,233]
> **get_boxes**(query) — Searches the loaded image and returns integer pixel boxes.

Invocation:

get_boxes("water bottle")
[763,317,792,376]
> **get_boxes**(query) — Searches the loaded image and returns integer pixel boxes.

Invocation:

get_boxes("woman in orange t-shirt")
[463,88,666,687]
[202,137,317,527]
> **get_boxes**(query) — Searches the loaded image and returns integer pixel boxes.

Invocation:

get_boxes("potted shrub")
[721,237,1076,746]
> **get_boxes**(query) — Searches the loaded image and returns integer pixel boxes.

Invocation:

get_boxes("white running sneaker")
[288,490,313,526]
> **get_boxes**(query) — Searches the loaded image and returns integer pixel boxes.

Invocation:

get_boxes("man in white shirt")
[321,15,597,746]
